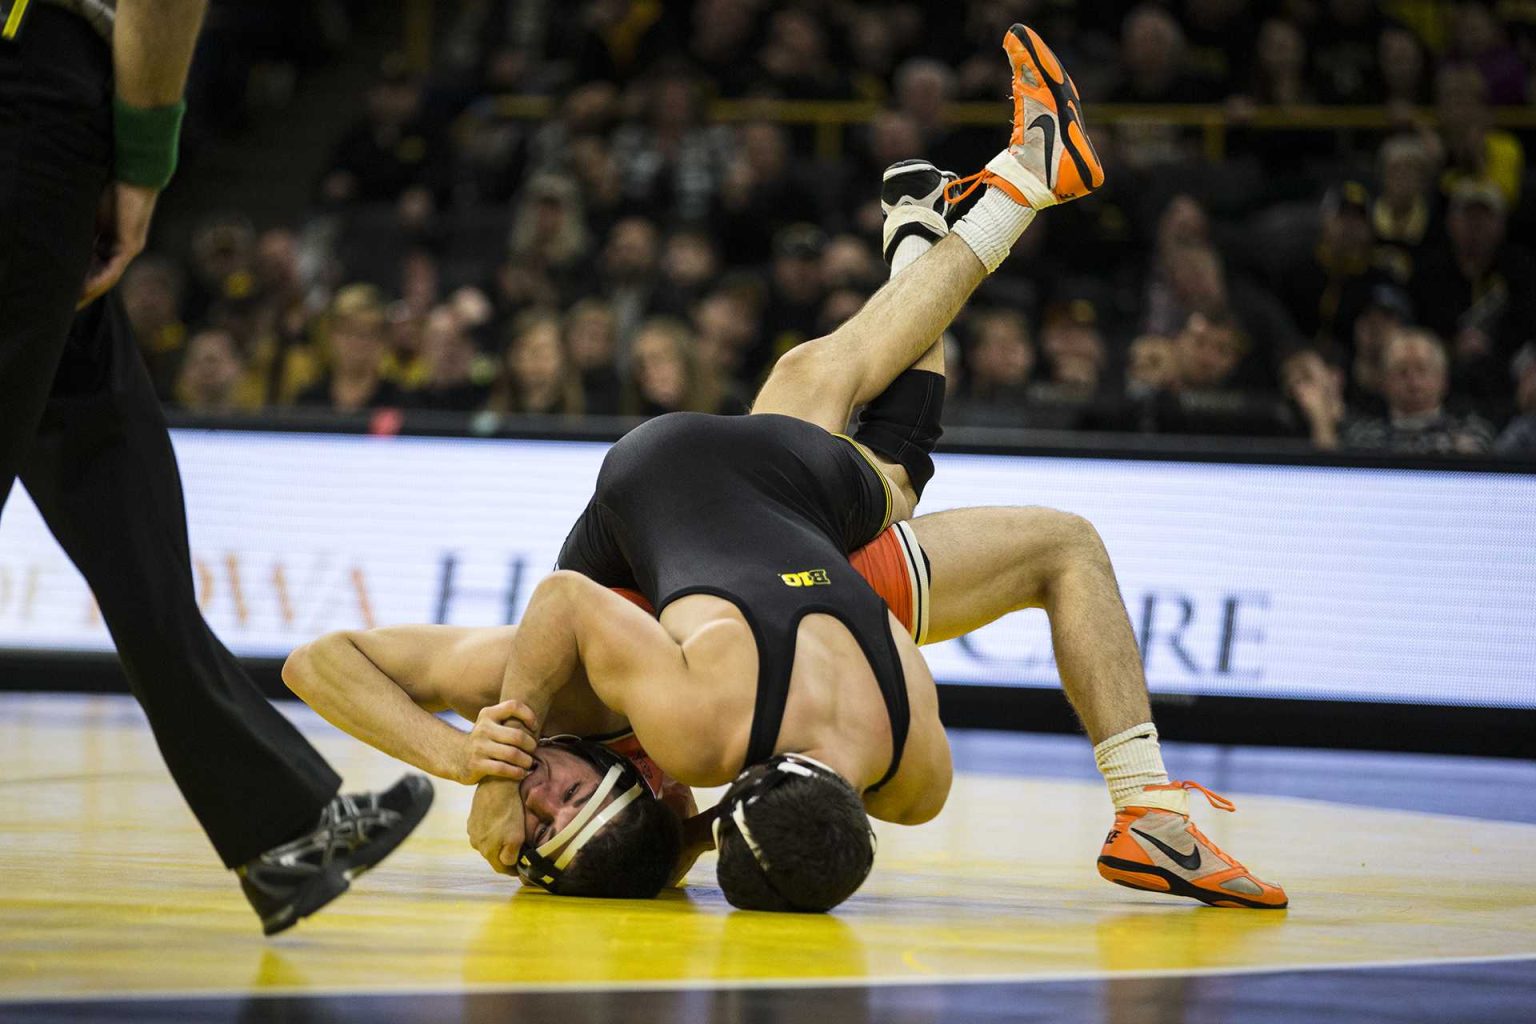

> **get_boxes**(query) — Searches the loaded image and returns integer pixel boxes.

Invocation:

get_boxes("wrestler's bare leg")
[909,506,1151,743]
[752,235,979,433]
[749,236,984,522]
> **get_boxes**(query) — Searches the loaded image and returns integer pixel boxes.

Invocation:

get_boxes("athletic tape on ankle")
[882,205,948,266]
[952,189,1036,273]
[891,234,932,275]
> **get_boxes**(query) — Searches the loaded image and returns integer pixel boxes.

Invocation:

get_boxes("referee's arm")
[79,0,209,307]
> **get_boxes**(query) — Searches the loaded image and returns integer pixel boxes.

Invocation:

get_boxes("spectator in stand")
[1376,25,1431,111]
[120,257,189,402]
[496,175,592,317]
[1126,334,1180,398]
[598,216,662,347]
[1279,182,1384,355]
[1142,196,1210,322]
[414,306,494,412]
[1037,301,1109,399]
[820,234,882,294]
[1149,236,1303,385]
[951,309,1035,426]
[1435,65,1525,209]
[1110,5,1210,102]
[1283,346,1348,446]
[816,289,869,338]
[294,285,409,413]
[1311,0,1386,104]
[610,73,731,222]
[381,300,431,393]
[1447,2,1530,106]
[1243,18,1314,106]
[1348,284,1414,415]
[714,121,822,266]
[184,212,257,326]
[689,0,758,98]
[564,299,624,415]
[486,313,583,417]
[624,317,744,418]
[566,134,627,242]
[844,111,926,237]
[320,56,446,209]
[1174,311,1249,393]
[1412,180,1536,406]
[895,58,985,174]
[844,8,903,101]
[692,287,760,391]
[754,225,828,381]
[1109,6,1209,165]
[1182,0,1259,95]
[1295,328,1495,453]
[398,247,439,321]
[1224,18,1328,188]
[524,82,619,183]
[1494,344,1536,455]
[1372,135,1439,284]
[756,8,848,99]
[653,230,720,318]
[251,228,315,356]
[173,328,260,414]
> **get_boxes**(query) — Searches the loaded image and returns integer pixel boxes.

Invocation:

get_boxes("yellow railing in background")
[484,95,1536,162]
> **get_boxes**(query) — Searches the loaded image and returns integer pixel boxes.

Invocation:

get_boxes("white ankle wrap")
[952,187,1037,273]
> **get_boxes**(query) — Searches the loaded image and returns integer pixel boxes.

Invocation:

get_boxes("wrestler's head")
[714,754,876,912]
[515,736,680,898]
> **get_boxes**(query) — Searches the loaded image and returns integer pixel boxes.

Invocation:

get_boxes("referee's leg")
[23,296,344,867]
[0,10,112,509]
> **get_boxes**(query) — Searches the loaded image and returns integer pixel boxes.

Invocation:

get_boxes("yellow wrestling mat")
[2,695,1532,1003]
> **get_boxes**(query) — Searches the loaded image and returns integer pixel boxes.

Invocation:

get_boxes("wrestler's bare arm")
[283,625,541,784]
[496,571,753,786]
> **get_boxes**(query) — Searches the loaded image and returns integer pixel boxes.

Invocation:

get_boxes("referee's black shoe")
[237,774,434,936]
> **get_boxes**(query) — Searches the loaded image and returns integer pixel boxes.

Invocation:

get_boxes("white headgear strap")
[534,763,644,872]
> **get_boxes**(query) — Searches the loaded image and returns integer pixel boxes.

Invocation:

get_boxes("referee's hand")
[78,182,159,309]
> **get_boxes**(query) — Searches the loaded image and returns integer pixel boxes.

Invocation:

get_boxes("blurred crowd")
[134,0,1536,456]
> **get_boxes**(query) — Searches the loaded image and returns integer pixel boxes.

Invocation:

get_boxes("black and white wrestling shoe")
[880,158,959,267]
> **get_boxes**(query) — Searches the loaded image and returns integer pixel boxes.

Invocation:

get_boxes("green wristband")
[112,97,186,190]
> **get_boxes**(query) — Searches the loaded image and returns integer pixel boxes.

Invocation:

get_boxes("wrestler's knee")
[753,341,854,421]
[1039,510,1114,581]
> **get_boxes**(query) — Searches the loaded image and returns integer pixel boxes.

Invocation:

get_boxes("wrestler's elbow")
[281,636,325,699]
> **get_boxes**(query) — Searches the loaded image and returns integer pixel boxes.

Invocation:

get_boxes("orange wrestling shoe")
[1097,781,1288,910]
[946,23,1105,210]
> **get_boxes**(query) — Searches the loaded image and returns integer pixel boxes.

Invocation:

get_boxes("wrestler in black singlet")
[556,413,911,790]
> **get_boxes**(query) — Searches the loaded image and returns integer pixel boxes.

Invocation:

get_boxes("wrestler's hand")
[669,809,721,887]
[452,698,539,785]
[467,776,526,876]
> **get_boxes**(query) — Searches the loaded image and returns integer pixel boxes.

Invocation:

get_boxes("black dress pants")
[2,7,338,867]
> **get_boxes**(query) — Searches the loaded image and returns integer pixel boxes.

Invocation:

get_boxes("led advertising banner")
[1,431,1532,708]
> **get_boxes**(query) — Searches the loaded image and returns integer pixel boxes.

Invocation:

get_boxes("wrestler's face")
[519,747,609,849]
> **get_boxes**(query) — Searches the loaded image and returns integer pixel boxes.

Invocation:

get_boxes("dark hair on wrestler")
[714,755,876,912]
[518,739,682,898]
[555,796,680,898]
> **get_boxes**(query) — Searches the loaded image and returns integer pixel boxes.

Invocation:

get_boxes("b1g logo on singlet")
[780,569,832,587]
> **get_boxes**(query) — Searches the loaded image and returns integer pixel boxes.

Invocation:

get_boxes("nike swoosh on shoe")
[1131,827,1202,871]
[1028,113,1056,190]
